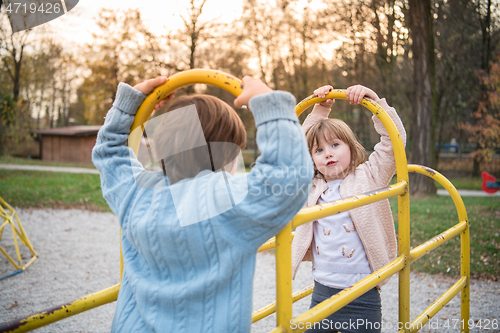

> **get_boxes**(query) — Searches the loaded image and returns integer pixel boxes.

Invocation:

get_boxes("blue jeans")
[306,281,382,333]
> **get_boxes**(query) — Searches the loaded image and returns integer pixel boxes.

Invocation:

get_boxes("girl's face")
[312,135,351,182]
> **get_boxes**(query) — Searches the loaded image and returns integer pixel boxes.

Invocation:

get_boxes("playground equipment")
[0,196,37,281]
[481,171,499,194]
[0,69,470,333]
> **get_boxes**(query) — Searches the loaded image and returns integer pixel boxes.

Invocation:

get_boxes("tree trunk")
[473,0,492,177]
[409,0,436,195]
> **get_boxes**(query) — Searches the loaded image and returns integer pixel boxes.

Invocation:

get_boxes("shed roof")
[33,126,102,137]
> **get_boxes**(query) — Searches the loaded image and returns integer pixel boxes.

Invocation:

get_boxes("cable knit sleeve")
[92,83,147,216]
[363,98,407,187]
[219,91,314,249]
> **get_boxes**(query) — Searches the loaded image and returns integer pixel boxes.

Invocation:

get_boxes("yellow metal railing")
[0,69,470,333]
[0,285,120,332]
[0,196,37,277]
[254,165,470,333]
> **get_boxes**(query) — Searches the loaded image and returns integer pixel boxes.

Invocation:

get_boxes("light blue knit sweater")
[92,83,313,333]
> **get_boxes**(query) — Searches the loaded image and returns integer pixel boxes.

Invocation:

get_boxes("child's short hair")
[306,118,367,177]
[155,94,246,183]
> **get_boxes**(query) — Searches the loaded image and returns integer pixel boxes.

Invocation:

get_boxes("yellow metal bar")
[269,326,286,333]
[253,284,314,323]
[0,196,37,273]
[460,219,471,333]
[0,196,14,211]
[294,92,409,193]
[128,69,242,155]
[258,238,276,253]
[11,222,23,267]
[21,255,37,270]
[253,301,277,323]
[403,276,468,333]
[0,284,120,333]
[407,165,468,222]
[398,191,411,332]
[292,181,407,228]
[291,285,314,304]
[291,256,405,333]
[120,229,123,280]
[0,245,21,270]
[14,214,36,255]
[0,219,6,238]
[410,221,467,263]
[407,165,469,332]
[275,222,293,332]
[258,233,295,253]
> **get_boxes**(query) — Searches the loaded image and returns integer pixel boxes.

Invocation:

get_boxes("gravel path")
[1,209,499,332]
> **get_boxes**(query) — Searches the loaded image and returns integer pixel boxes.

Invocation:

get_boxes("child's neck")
[324,175,345,182]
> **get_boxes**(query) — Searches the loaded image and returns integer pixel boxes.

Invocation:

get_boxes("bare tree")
[0,11,31,102]
[73,8,159,124]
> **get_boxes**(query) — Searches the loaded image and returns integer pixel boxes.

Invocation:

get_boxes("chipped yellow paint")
[0,285,120,333]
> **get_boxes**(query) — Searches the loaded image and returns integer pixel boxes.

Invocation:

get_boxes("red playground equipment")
[481,172,500,194]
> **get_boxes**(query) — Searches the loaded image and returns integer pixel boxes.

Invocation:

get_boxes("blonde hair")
[155,94,246,183]
[305,119,367,178]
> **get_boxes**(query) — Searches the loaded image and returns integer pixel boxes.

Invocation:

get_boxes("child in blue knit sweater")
[92,76,314,332]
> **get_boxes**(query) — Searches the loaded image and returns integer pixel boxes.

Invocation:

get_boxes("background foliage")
[1,0,499,191]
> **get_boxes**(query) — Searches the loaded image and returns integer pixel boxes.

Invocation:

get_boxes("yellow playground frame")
[0,197,38,279]
[0,69,470,333]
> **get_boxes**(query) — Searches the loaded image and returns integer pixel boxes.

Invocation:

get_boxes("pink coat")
[291,99,407,288]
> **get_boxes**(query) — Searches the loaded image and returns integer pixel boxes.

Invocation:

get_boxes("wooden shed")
[33,126,102,164]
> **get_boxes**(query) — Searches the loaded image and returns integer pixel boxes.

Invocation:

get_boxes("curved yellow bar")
[0,284,120,333]
[294,91,408,184]
[407,164,470,332]
[128,69,242,155]
[407,165,468,222]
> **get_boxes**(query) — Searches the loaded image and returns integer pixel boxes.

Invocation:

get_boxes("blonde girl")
[291,84,407,333]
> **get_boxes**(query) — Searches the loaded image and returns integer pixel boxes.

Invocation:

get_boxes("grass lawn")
[0,170,109,212]
[0,155,96,169]
[389,195,500,280]
[1,165,498,279]
[434,176,483,191]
